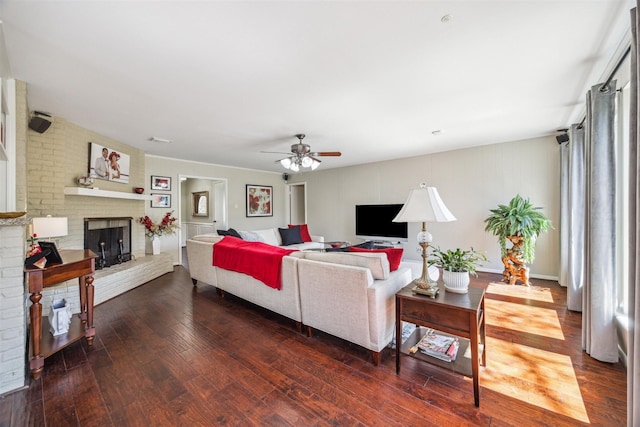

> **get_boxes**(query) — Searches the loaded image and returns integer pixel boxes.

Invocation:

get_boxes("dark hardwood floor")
[0,267,626,426]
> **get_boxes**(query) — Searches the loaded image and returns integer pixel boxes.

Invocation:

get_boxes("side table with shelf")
[395,283,486,406]
[24,249,98,379]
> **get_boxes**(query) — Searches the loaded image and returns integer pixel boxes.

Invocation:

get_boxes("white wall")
[146,136,559,277]
[293,136,560,278]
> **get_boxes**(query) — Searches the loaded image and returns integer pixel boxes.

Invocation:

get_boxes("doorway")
[287,182,307,224]
[178,175,228,265]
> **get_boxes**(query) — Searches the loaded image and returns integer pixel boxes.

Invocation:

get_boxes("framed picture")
[88,142,130,184]
[151,175,171,191]
[151,193,171,208]
[246,184,273,217]
[192,191,209,217]
[38,241,64,264]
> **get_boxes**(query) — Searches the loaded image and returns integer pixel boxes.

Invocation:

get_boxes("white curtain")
[627,6,640,426]
[582,82,619,363]
[559,139,569,289]
[559,82,619,363]
[560,124,586,311]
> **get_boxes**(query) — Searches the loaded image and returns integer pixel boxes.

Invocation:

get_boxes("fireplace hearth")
[84,217,132,269]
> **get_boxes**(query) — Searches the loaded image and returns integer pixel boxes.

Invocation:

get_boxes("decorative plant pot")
[151,236,161,255]
[442,270,470,294]
[49,298,72,336]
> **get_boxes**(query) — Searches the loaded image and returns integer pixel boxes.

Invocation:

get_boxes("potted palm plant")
[483,194,552,285]
[429,247,487,294]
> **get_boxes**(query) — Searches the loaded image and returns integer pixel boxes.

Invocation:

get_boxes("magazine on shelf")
[416,328,460,362]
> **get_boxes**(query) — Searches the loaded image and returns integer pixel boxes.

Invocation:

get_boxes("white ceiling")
[0,1,633,173]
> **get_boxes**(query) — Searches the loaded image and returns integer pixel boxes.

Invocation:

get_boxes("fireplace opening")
[84,217,132,269]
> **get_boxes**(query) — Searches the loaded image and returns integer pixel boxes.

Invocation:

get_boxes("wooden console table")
[24,249,98,379]
[395,283,486,406]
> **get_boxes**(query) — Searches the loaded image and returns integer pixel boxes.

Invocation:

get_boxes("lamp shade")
[393,183,456,223]
[280,158,292,169]
[32,216,68,238]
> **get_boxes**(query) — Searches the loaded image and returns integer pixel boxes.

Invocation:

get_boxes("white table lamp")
[393,183,456,296]
[32,216,68,241]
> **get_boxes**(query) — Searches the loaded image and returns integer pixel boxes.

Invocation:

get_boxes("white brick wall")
[25,114,157,317]
[0,222,27,395]
[27,116,147,256]
[15,81,27,212]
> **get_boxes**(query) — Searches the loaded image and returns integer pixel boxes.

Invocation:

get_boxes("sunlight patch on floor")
[487,283,554,303]
[485,299,565,340]
[482,336,589,423]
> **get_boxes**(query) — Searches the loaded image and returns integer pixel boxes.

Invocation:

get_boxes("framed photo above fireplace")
[88,142,130,184]
[151,193,171,208]
[151,175,171,191]
[246,184,273,217]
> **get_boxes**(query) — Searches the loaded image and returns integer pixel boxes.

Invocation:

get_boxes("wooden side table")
[395,283,486,406]
[24,249,98,379]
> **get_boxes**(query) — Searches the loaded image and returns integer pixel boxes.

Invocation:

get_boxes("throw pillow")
[349,246,403,271]
[279,227,303,246]
[238,231,264,242]
[253,229,280,246]
[288,224,312,242]
[217,229,242,238]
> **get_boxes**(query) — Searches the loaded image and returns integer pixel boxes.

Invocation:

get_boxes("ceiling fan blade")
[309,156,322,163]
[312,151,342,157]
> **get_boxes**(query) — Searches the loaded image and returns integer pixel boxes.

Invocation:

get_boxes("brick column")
[0,217,27,395]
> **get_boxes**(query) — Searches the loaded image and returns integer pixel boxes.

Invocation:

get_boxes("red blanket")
[212,236,297,290]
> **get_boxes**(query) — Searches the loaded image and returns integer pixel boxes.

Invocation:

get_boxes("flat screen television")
[355,204,408,242]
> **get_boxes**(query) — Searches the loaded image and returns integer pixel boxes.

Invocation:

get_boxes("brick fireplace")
[84,217,132,269]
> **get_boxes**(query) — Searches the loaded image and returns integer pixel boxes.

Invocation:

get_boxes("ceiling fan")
[263,134,341,172]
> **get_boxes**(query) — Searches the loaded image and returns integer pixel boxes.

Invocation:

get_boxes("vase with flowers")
[138,211,178,255]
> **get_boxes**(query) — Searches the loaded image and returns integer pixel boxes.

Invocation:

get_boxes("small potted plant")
[483,194,552,285]
[429,246,487,294]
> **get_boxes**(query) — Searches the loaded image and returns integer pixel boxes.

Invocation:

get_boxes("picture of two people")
[89,142,130,184]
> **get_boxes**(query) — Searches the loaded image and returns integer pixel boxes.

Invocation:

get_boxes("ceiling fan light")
[290,162,300,172]
[280,158,292,169]
[301,156,312,168]
[311,159,320,170]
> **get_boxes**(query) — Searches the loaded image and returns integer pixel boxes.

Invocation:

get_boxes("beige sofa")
[186,234,304,325]
[294,251,411,365]
[186,233,411,364]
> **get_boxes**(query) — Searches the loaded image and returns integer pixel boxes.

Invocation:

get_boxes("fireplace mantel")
[64,187,152,201]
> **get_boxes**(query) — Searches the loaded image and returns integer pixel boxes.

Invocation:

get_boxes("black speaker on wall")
[28,111,52,134]
[556,134,569,144]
